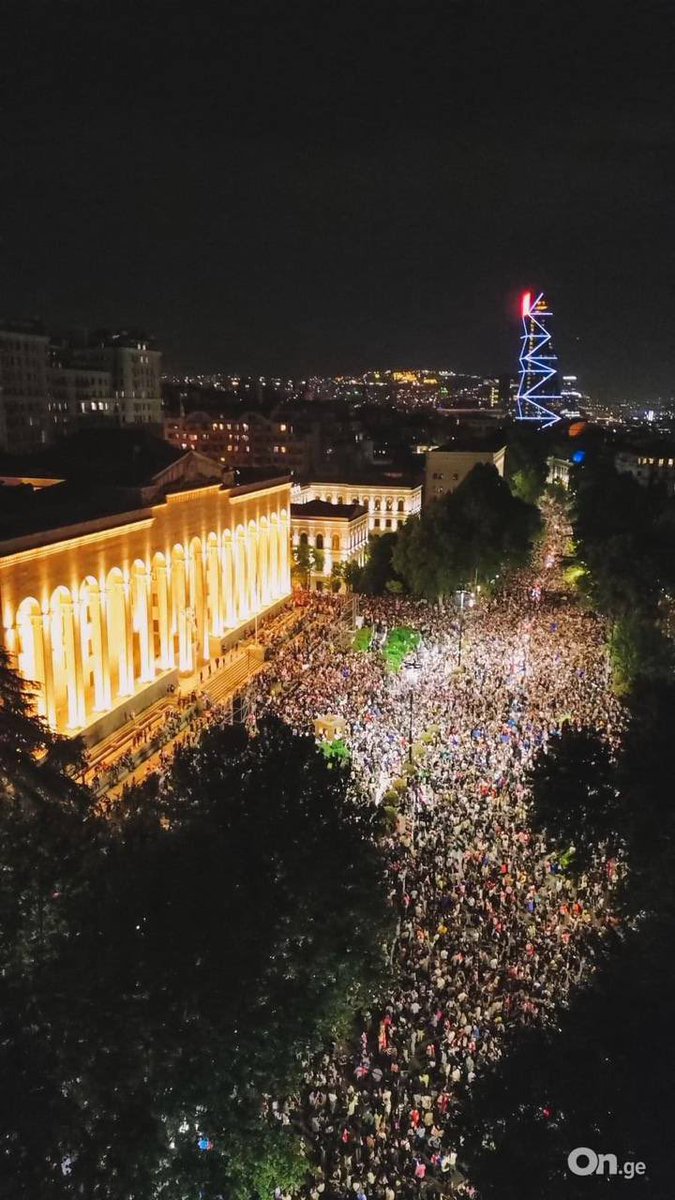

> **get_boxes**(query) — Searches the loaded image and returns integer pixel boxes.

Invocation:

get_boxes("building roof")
[0,433,289,547]
[0,428,188,488]
[431,434,507,454]
[306,468,423,489]
[291,500,367,521]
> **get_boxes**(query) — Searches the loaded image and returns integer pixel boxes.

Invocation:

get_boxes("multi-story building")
[76,329,162,425]
[164,410,319,476]
[615,446,675,495]
[0,438,291,740]
[292,472,422,536]
[48,342,116,438]
[546,456,573,490]
[424,438,507,503]
[0,322,163,450]
[0,320,51,453]
[291,500,369,590]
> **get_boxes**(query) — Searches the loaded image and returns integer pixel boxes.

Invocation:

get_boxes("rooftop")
[306,468,423,489]
[0,428,191,488]
[291,500,367,521]
[431,433,507,454]
[0,431,288,547]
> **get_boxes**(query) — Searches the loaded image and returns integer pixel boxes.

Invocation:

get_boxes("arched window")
[397,498,404,512]
[374,498,381,512]
[332,534,340,551]
[299,531,308,546]
[315,533,324,550]
[385,496,393,512]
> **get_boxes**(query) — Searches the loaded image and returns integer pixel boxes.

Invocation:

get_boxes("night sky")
[3,0,675,397]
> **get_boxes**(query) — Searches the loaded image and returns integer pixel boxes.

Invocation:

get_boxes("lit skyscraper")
[515,291,561,427]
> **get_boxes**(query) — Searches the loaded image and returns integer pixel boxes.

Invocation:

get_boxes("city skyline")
[3,2,675,398]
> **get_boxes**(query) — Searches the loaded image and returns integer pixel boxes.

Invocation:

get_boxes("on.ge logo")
[567,1147,646,1180]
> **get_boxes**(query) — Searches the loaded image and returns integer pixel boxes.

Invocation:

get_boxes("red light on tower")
[521,291,532,318]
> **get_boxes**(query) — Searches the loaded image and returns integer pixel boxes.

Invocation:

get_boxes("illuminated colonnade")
[1,481,291,733]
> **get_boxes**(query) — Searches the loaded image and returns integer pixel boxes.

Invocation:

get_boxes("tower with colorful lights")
[515,291,561,427]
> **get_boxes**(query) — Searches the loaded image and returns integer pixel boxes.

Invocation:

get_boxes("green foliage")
[343,559,364,591]
[506,430,548,504]
[571,462,663,618]
[352,626,374,652]
[292,541,324,586]
[461,682,675,1198]
[570,460,675,687]
[393,464,542,601]
[0,707,392,1199]
[353,532,405,596]
[382,626,422,671]
[610,613,675,694]
[527,726,621,871]
[320,735,351,763]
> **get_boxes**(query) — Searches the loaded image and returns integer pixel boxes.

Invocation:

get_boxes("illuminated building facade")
[164,411,319,476]
[291,501,369,589]
[0,477,291,736]
[293,478,422,535]
[516,291,561,428]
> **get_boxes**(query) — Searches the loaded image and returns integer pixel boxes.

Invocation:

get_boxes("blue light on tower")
[516,291,561,428]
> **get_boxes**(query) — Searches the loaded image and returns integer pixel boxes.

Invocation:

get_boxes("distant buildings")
[424,437,507,503]
[0,321,51,453]
[0,320,162,453]
[615,446,675,495]
[164,410,320,476]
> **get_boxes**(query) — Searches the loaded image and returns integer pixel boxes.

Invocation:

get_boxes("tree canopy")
[393,464,542,600]
[526,726,621,872]
[0,701,392,1199]
[349,532,406,596]
[461,683,675,1198]
[569,458,675,690]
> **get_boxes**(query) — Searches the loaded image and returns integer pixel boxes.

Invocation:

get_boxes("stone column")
[221,540,234,628]
[63,599,85,729]
[40,610,57,731]
[155,562,172,669]
[137,569,155,683]
[122,581,135,696]
[97,588,112,711]
[207,541,221,637]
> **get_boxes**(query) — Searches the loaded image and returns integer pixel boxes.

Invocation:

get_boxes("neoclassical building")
[0,450,291,736]
[290,500,369,589]
[292,474,422,536]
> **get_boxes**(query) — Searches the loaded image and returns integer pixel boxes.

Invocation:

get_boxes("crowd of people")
[96,496,621,1196]
[241,502,624,1198]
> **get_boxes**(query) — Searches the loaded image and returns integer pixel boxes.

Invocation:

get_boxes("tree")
[527,727,621,871]
[292,542,324,588]
[571,462,664,619]
[506,429,548,505]
[460,920,675,1199]
[393,465,542,601]
[461,688,675,1199]
[610,613,675,694]
[356,532,405,596]
[0,716,392,1199]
